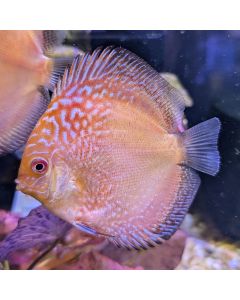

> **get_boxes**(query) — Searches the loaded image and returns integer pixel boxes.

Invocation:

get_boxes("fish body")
[17,47,221,249]
[0,30,79,156]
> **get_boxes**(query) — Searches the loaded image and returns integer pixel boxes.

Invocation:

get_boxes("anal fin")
[154,166,200,240]
[109,166,200,250]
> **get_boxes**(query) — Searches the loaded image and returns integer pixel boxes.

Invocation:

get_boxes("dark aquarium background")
[0,31,240,270]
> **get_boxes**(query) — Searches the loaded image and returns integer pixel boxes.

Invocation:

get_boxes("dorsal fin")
[53,46,186,132]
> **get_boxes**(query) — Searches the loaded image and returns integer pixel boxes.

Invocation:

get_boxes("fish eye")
[31,158,48,174]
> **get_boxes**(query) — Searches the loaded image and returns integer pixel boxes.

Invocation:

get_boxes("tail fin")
[182,117,221,176]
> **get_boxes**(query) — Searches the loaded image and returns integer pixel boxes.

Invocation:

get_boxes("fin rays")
[53,46,186,131]
[0,88,50,156]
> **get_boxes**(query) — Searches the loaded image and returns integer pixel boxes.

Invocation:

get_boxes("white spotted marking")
[95,83,103,89]
[73,96,83,104]
[41,128,51,135]
[26,143,36,148]
[38,138,53,147]
[78,85,92,96]
[62,131,68,144]
[80,130,85,137]
[94,121,103,128]
[72,144,77,152]
[59,98,72,106]
[66,85,78,97]
[82,119,88,128]
[96,129,110,136]
[92,93,99,100]
[85,100,93,109]
[97,89,107,99]
[99,108,111,118]
[74,122,80,130]
[48,102,59,112]
[70,130,77,139]
[45,116,59,140]
[25,151,49,157]
[42,116,50,122]
[70,108,85,120]
[101,89,107,97]
[60,110,71,129]
[88,127,93,134]
[91,108,99,116]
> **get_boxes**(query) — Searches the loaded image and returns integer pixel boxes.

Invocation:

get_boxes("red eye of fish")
[31,159,48,174]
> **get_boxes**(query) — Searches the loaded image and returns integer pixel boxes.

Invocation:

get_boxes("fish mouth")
[15,177,47,202]
[15,177,29,193]
[15,178,25,192]
[15,178,20,190]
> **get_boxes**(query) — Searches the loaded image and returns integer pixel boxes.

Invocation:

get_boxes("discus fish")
[16,47,221,249]
[0,30,77,156]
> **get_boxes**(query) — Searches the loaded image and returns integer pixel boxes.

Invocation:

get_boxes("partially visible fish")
[0,30,80,156]
[16,47,221,250]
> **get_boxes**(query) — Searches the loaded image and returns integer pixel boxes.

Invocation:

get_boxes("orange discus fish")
[16,47,221,249]
[0,30,77,156]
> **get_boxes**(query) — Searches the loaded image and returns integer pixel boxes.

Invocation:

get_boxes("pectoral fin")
[74,222,113,238]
